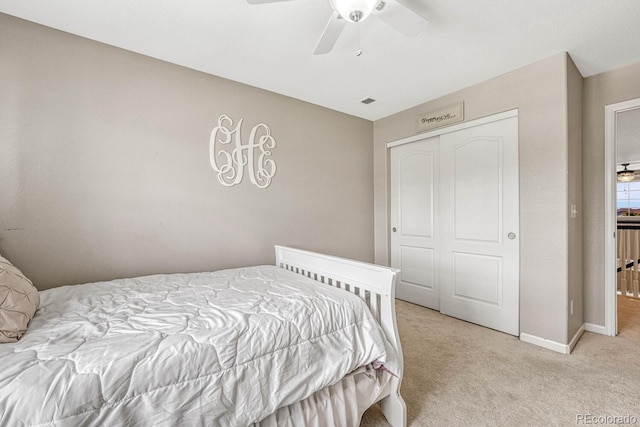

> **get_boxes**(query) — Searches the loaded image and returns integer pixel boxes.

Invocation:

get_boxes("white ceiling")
[2,0,640,120]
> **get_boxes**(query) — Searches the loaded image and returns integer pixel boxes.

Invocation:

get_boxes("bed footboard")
[274,246,407,427]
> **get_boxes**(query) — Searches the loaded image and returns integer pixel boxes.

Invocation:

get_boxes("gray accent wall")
[567,58,584,340]
[373,54,581,345]
[0,14,375,290]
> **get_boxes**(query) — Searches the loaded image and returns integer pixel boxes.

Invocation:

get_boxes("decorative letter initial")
[209,114,277,189]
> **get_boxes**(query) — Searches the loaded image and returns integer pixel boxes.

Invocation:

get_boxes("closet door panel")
[440,116,519,336]
[390,137,440,310]
[453,138,502,243]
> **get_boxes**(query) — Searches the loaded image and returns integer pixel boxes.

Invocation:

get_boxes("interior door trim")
[604,97,640,337]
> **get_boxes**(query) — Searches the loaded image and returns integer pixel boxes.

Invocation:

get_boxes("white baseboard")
[568,323,586,353]
[520,333,568,354]
[520,324,585,355]
[584,322,608,335]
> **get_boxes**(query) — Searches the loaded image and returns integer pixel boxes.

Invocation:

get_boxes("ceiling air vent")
[361,97,376,105]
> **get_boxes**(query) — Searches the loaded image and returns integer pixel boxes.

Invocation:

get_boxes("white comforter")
[0,265,398,426]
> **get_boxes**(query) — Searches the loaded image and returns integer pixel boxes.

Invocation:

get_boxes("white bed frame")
[275,246,407,427]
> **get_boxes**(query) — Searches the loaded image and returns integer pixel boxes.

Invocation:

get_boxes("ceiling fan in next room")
[246,0,428,54]
[618,163,637,182]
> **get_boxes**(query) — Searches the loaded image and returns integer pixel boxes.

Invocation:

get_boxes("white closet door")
[390,137,440,310]
[439,116,519,335]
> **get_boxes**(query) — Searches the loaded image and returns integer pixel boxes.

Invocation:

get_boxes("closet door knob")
[392,227,397,232]
[507,232,516,240]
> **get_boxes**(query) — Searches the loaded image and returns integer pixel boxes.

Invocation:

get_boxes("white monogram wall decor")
[209,114,277,189]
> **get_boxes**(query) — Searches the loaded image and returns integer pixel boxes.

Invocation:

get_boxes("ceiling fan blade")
[313,12,347,55]
[373,0,428,38]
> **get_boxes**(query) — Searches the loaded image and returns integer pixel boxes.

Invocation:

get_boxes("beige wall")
[374,54,574,344]
[567,58,584,339]
[583,60,640,326]
[0,14,374,290]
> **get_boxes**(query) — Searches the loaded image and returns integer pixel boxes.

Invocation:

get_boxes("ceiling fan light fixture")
[618,163,636,182]
[329,0,379,23]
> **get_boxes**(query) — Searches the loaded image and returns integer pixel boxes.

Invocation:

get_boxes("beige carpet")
[361,300,640,426]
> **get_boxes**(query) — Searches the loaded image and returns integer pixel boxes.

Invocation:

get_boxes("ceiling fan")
[246,0,428,54]
[618,163,637,182]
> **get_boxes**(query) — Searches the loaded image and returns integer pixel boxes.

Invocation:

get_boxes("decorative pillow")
[0,254,40,343]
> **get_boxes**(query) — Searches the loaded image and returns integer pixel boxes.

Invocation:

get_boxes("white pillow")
[0,254,40,343]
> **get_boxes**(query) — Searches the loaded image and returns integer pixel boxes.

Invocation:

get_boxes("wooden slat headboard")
[274,245,406,427]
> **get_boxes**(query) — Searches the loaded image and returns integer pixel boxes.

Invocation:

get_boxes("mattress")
[0,265,398,426]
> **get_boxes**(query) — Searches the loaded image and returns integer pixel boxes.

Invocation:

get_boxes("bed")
[0,246,406,427]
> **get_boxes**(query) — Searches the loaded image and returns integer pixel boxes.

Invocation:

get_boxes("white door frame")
[604,98,640,336]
